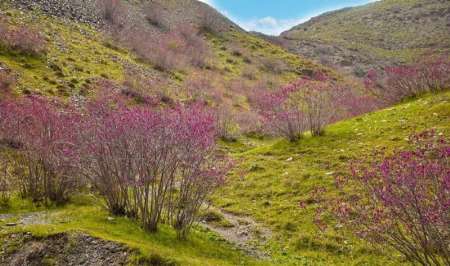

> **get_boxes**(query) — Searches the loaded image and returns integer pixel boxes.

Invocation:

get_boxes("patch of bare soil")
[201,209,271,259]
[0,211,52,226]
[0,232,130,266]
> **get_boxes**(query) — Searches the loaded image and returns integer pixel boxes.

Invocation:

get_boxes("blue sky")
[199,0,378,35]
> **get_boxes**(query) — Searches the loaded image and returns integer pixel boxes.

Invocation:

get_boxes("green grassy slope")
[212,91,450,265]
[0,1,335,105]
[0,6,127,96]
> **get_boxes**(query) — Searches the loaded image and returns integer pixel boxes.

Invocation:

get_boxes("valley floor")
[1,91,448,265]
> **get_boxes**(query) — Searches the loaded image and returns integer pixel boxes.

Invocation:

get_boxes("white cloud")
[196,0,300,35]
[257,17,279,28]
[196,0,330,35]
[237,16,312,36]
[197,0,381,36]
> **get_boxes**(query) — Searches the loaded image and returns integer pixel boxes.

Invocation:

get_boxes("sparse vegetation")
[143,2,167,29]
[0,157,11,208]
[215,104,239,141]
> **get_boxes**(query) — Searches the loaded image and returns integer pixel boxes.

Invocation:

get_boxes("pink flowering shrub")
[255,74,339,140]
[0,21,6,37]
[255,84,306,141]
[0,71,16,94]
[364,57,450,104]
[0,157,12,207]
[105,5,210,72]
[254,72,383,140]
[0,96,82,204]
[184,74,216,101]
[80,95,228,238]
[121,68,162,106]
[0,22,47,56]
[127,25,209,72]
[166,105,232,238]
[143,2,166,29]
[144,31,185,72]
[332,85,381,118]
[234,110,263,136]
[177,25,211,68]
[214,104,238,141]
[0,93,228,237]
[333,131,449,265]
[96,0,129,27]
[198,9,223,35]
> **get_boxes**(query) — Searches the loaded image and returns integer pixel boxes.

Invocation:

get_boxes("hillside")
[280,0,450,77]
[0,0,449,265]
[1,0,334,110]
[0,0,343,265]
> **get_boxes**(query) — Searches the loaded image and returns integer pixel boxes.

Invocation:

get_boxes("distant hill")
[280,0,450,77]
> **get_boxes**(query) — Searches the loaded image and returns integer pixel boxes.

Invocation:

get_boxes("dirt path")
[1,209,272,260]
[201,209,272,259]
[0,211,51,226]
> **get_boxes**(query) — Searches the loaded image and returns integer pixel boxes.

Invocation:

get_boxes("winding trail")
[1,209,272,259]
[0,211,51,226]
[201,208,272,259]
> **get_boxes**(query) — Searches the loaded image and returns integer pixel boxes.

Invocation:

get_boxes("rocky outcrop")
[1,232,130,266]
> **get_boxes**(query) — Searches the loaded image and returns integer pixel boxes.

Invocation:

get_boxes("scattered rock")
[5,223,17,227]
